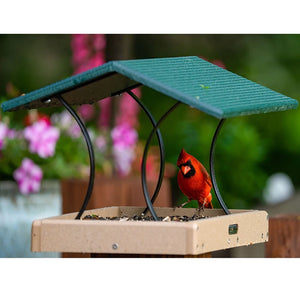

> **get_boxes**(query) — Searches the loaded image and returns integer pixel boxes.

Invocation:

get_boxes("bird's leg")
[196,199,205,217]
[178,200,190,208]
[174,199,191,211]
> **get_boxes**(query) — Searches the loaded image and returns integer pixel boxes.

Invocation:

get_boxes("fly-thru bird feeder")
[2,56,298,257]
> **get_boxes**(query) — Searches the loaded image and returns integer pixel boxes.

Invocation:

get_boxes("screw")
[237,237,239,243]
[201,243,204,248]
[112,243,118,250]
[41,98,52,104]
[261,233,264,239]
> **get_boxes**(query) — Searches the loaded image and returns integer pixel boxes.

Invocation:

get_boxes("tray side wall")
[193,210,269,254]
[33,221,194,255]
[31,207,269,255]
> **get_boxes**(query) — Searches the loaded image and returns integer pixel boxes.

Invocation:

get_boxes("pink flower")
[88,53,105,69]
[0,122,8,150]
[72,34,107,75]
[78,104,95,121]
[71,34,90,67]
[115,88,141,128]
[93,34,106,51]
[67,124,81,138]
[13,158,43,194]
[51,111,73,129]
[51,111,81,138]
[95,135,107,152]
[111,123,138,176]
[111,123,138,149]
[24,120,60,158]
[113,147,135,176]
[6,128,17,139]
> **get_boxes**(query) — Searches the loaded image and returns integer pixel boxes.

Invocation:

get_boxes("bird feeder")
[1,56,298,257]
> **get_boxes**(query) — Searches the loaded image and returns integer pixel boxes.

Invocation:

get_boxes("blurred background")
[0,34,300,257]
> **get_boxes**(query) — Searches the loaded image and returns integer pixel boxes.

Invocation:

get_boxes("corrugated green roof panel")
[113,57,298,118]
[1,56,298,118]
[1,62,138,112]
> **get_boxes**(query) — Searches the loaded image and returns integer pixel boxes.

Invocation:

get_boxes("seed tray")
[31,206,268,255]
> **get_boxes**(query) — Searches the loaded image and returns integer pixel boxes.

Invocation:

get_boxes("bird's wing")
[200,163,212,188]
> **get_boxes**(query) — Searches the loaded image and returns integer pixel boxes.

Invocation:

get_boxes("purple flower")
[13,158,43,194]
[24,120,60,158]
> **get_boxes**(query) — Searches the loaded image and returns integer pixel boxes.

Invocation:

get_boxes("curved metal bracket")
[209,118,230,215]
[57,95,95,220]
[126,90,165,213]
[127,90,180,220]
[140,101,181,220]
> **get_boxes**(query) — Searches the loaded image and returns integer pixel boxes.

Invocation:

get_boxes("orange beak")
[181,165,191,175]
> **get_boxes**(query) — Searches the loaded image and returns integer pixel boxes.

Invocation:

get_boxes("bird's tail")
[204,193,213,209]
[206,200,213,209]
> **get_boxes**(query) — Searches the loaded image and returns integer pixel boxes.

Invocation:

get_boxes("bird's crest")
[177,148,189,166]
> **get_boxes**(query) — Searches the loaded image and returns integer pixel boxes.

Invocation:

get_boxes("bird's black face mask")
[179,160,195,178]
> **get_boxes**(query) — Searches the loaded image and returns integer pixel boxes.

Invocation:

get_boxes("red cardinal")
[177,148,213,209]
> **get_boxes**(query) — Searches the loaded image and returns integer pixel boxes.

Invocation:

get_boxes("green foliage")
[213,118,268,208]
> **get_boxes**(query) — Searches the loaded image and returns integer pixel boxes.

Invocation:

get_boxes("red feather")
[177,148,213,209]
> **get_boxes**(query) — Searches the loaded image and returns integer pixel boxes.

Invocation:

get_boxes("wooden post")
[61,176,172,213]
[265,214,300,258]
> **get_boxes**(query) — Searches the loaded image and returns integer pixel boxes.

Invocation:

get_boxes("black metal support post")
[57,95,95,220]
[209,118,230,215]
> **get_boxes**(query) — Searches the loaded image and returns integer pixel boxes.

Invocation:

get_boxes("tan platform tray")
[31,206,268,255]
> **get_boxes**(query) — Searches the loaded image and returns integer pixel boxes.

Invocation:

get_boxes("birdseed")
[83,214,206,222]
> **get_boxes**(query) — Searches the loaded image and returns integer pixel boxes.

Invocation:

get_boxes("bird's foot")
[196,205,205,217]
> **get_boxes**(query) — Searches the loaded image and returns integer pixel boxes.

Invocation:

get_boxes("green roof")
[1,56,298,118]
